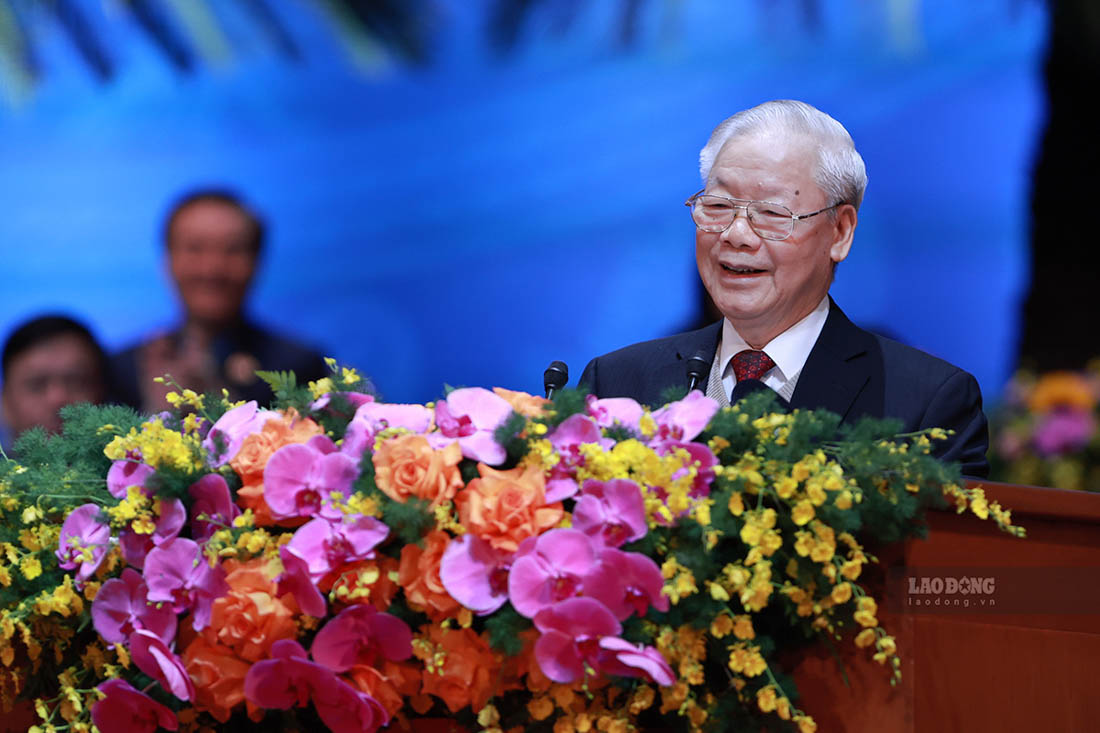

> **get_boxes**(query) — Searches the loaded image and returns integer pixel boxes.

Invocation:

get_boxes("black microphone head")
[543,360,569,391]
[685,353,709,380]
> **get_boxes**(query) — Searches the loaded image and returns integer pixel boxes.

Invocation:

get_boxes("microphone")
[543,360,569,399]
[685,353,709,392]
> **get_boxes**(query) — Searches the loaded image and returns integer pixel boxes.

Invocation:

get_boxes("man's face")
[168,201,258,327]
[695,130,856,346]
[2,334,103,435]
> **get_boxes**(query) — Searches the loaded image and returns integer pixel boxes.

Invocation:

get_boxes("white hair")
[698,100,868,211]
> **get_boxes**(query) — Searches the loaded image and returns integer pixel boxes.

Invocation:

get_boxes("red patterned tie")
[731,349,775,381]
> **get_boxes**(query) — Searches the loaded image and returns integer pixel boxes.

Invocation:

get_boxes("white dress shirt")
[705,296,830,405]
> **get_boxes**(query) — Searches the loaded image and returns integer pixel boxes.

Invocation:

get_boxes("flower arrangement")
[0,361,1021,733]
[990,366,1100,491]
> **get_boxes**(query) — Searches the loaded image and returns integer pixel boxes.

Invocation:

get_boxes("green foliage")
[542,388,588,428]
[485,604,529,655]
[254,370,313,412]
[495,411,530,467]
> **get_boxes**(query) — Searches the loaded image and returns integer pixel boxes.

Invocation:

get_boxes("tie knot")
[731,349,775,382]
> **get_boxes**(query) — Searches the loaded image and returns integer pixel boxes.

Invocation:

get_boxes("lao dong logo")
[906,575,996,608]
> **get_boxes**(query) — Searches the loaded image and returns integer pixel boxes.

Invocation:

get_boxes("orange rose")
[1028,371,1097,413]
[373,434,464,507]
[327,556,401,610]
[202,558,299,662]
[230,409,323,525]
[346,660,423,719]
[455,464,563,553]
[399,530,460,619]
[492,387,550,418]
[182,636,259,723]
[418,626,505,713]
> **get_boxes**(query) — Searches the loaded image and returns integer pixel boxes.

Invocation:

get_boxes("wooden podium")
[790,481,1100,733]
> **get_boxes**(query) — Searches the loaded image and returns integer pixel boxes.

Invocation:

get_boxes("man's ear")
[829,205,857,263]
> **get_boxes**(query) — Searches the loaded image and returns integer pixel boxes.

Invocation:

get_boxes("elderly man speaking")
[579,100,989,477]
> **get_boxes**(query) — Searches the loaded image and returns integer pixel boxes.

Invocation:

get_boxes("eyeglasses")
[685,190,841,241]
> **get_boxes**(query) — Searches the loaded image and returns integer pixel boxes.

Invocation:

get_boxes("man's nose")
[719,208,761,248]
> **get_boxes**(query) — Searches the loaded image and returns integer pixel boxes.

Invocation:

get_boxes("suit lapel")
[788,301,876,421]
[649,322,722,402]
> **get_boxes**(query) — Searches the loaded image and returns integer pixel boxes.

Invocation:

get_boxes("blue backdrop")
[0,0,1046,406]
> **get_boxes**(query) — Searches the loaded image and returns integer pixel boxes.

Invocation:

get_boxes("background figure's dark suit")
[110,321,329,410]
[579,301,990,477]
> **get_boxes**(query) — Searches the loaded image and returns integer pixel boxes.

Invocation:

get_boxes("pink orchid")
[532,597,621,683]
[130,629,195,702]
[508,529,598,618]
[596,637,676,686]
[91,568,177,646]
[341,401,433,460]
[669,440,719,497]
[286,515,389,582]
[311,390,375,416]
[188,474,241,542]
[650,390,719,444]
[56,503,111,585]
[264,437,359,521]
[244,639,389,733]
[586,395,645,433]
[106,459,155,499]
[426,387,513,465]
[310,605,413,673]
[203,400,271,466]
[92,678,178,733]
[545,413,614,502]
[119,498,187,570]
[572,478,648,547]
[143,537,228,630]
[582,547,669,620]
[277,546,327,618]
[439,534,513,615]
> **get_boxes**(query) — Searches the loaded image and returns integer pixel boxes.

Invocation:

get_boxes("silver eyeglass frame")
[685,189,841,241]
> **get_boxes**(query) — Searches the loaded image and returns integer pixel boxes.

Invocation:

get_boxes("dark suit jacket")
[578,301,990,477]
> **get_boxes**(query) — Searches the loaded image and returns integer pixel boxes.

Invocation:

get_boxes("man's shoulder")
[589,322,721,366]
[871,331,973,387]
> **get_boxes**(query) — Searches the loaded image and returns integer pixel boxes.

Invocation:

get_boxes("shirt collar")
[718,296,830,380]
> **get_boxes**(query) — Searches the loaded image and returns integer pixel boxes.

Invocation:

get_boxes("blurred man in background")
[109,189,328,412]
[1,315,108,450]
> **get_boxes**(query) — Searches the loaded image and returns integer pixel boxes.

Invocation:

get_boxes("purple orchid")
[106,459,156,499]
[91,568,177,646]
[92,678,178,733]
[264,436,359,521]
[1034,408,1097,456]
[508,529,598,618]
[130,629,195,702]
[582,547,669,621]
[426,387,513,465]
[143,537,228,630]
[203,401,271,467]
[286,515,389,582]
[310,604,413,673]
[188,474,241,542]
[119,498,187,570]
[438,534,513,615]
[572,478,648,547]
[532,597,621,683]
[650,390,719,444]
[244,639,389,733]
[586,395,645,433]
[596,637,676,686]
[56,503,111,586]
[545,414,615,502]
[277,546,327,618]
[341,400,434,460]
